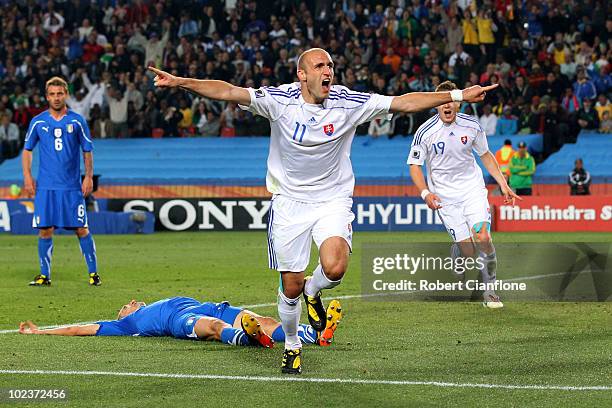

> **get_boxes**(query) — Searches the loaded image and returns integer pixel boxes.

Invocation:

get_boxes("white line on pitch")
[0,370,609,391]
[0,270,591,334]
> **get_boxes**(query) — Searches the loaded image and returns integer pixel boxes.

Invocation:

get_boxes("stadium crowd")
[0,0,611,162]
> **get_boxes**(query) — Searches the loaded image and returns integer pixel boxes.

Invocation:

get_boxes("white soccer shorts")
[436,190,491,242]
[267,195,355,272]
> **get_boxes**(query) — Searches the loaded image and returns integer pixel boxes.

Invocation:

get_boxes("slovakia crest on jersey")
[323,124,334,136]
[461,135,468,144]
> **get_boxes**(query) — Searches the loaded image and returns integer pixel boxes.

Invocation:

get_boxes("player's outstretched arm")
[18,321,99,336]
[148,67,251,106]
[390,84,499,113]
[480,151,522,205]
[409,164,442,210]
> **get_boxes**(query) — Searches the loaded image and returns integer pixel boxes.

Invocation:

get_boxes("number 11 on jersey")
[292,122,306,143]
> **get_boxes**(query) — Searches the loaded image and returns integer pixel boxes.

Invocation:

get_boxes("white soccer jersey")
[407,113,489,205]
[240,83,393,202]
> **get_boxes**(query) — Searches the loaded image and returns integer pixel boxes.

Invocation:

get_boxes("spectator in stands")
[599,111,612,133]
[479,104,498,136]
[461,9,479,57]
[448,44,470,69]
[200,111,220,137]
[517,103,533,134]
[573,70,597,103]
[540,72,564,101]
[562,87,581,114]
[105,85,129,138]
[529,103,548,134]
[390,113,414,139]
[576,98,600,131]
[178,98,193,136]
[220,103,237,137]
[363,116,391,146]
[544,99,571,153]
[496,106,518,135]
[0,113,20,161]
[569,158,591,195]
[510,75,533,102]
[161,101,183,138]
[509,141,536,196]
[92,109,112,139]
[595,94,611,121]
[495,139,515,180]
[177,12,198,39]
[477,10,496,63]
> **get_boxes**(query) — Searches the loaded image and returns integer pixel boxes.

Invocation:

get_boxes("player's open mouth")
[443,109,453,116]
[321,79,331,91]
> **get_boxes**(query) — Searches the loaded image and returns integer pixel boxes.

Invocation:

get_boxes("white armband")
[450,89,463,102]
[420,189,431,200]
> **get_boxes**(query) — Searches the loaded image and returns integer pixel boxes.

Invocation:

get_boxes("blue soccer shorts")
[172,301,243,339]
[33,189,87,229]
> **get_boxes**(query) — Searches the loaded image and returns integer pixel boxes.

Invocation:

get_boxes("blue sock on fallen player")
[272,324,317,344]
[38,237,53,279]
[220,328,251,346]
[78,234,97,274]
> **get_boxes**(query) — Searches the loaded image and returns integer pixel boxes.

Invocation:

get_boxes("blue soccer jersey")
[24,110,93,190]
[95,297,242,338]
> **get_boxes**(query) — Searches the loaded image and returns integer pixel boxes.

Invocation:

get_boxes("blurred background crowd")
[0,0,610,162]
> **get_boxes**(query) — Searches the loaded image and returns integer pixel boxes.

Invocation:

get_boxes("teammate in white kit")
[149,49,497,374]
[408,81,520,309]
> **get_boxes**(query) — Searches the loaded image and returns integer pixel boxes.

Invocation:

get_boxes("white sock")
[304,264,342,297]
[277,291,301,350]
[479,250,497,284]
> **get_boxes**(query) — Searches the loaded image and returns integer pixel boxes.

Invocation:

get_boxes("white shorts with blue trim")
[267,195,354,272]
[436,189,491,242]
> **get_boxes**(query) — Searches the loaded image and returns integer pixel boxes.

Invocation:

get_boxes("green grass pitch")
[0,231,611,407]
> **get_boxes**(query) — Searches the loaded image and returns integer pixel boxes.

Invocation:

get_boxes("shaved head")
[297,48,332,72]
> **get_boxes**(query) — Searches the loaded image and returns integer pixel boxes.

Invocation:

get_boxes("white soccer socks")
[479,250,497,284]
[278,291,302,350]
[304,264,342,297]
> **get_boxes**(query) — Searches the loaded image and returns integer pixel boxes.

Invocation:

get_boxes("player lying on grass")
[408,81,521,309]
[18,296,342,348]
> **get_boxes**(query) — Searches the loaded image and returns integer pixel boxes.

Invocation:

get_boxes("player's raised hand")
[424,192,442,210]
[148,66,181,88]
[23,176,36,198]
[461,84,499,103]
[19,321,38,335]
[82,176,93,197]
[501,185,522,205]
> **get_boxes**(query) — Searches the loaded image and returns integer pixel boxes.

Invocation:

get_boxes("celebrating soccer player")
[408,81,521,309]
[22,76,101,287]
[149,48,496,374]
[18,296,343,349]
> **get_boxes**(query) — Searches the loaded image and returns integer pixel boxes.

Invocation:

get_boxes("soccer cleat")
[303,277,326,332]
[281,348,302,374]
[482,291,504,309]
[29,274,50,286]
[241,313,274,348]
[89,273,102,286]
[317,299,342,346]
